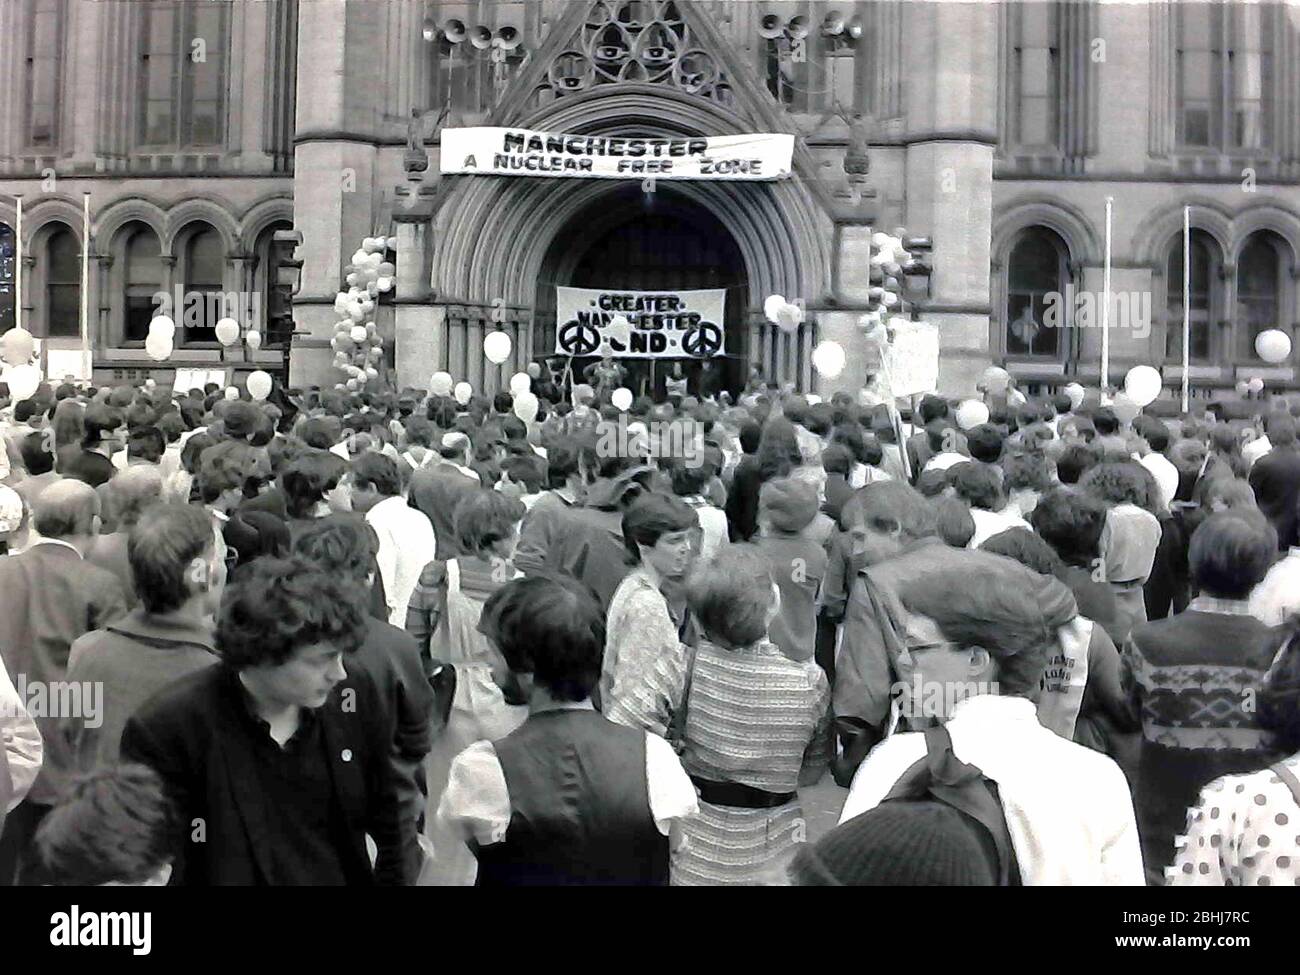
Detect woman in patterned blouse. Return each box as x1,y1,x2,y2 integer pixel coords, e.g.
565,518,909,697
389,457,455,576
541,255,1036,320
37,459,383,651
1170,622,1300,886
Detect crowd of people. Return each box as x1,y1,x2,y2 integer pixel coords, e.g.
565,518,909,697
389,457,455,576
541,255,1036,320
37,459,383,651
1,366,1299,887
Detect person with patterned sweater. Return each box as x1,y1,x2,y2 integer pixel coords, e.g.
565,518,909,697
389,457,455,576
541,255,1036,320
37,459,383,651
1122,509,1287,882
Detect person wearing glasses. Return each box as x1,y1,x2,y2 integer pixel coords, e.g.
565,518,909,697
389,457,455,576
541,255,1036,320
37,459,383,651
64,503,227,772
837,563,1144,886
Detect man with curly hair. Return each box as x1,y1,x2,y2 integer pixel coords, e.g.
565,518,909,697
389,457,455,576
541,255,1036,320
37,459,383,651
120,555,418,885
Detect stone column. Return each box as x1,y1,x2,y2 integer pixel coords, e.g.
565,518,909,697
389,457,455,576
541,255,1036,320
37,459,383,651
66,0,104,171
291,0,385,387
230,0,273,172
901,0,999,397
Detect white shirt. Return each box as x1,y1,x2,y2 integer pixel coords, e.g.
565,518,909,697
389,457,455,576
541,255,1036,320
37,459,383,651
365,494,437,627
1249,547,1300,626
0,655,43,812
1243,435,1272,469
967,506,1032,549
1139,452,1179,512
841,695,1144,885
433,701,698,885
923,451,968,474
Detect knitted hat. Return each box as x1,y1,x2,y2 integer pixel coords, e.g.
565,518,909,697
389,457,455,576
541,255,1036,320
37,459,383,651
788,800,997,886
759,477,818,533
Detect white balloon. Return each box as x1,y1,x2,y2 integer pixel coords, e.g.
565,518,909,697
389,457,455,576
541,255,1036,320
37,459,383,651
1255,329,1292,364
386,237,398,252
215,318,241,347
763,295,787,323
351,249,369,266
376,277,393,293
245,330,262,351
955,399,990,431
811,341,846,378
1123,365,1163,408
3,364,41,401
362,237,377,253
484,331,512,364
509,372,531,394
333,294,350,315
775,304,800,334
149,315,176,339
1247,376,1265,393
144,331,173,362
513,391,539,423
225,387,241,401
350,325,369,344
454,381,472,405
611,387,634,411
1063,382,1086,411
430,372,453,396
247,370,273,401
348,305,365,323
374,236,388,251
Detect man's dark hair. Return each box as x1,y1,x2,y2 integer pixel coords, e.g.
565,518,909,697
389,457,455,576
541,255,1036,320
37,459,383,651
35,764,174,885
1052,393,1072,415
124,401,157,433
298,416,342,450
492,392,513,414
292,514,379,586
428,397,458,430
14,398,39,423
980,527,1062,577
669,456,711,496
1259,626,1300,754
350,451,402,498
965,424,1004,464
544,437,581,489
821,443,853,477
1092,408,1120,436
500,415,527,442
919,394,949,425
20,430,54,476
216,556,367,669
127,426,166,464
81,404,122,447
931,496,975,548
950,461,1004,512
1189,509,1277,599
129,503,216,614
479,576,605,701
738,419,762,455
1055,443,1101,485
281,451,347,519
503,454,545,493
1135,416,1170,453
454,489,525,555
1029,487,1107,569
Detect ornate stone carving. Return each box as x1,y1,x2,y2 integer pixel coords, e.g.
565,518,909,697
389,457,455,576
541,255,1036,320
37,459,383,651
543,1,731,105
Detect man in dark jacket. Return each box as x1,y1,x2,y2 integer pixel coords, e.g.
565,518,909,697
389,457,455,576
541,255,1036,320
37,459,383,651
292,516,434,828
408,432,480,559
0,481,127,884
120,556,418,885
724,419,763,541
1248,413,1300,549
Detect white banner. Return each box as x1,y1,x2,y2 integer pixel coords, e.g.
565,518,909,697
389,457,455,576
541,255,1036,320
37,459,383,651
441,127,793,181
883,320,940,398
555,287,726,359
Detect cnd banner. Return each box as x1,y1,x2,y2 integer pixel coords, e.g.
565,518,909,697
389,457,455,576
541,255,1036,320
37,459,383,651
440,127,794,180
554,286,726,359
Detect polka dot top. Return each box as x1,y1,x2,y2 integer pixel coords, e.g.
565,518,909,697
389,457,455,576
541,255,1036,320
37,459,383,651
1168,753,1300,886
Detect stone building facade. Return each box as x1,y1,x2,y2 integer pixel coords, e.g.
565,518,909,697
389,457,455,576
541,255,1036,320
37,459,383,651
1,0,1298,404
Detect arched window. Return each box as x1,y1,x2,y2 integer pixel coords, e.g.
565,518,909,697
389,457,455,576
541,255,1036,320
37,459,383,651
1165,229,1219,362
1236,231,1291,361
0,223,15,334
120,224,163,344
46,226,80,338
1005,227,1067,358
179,224,225,344
253,220,293,339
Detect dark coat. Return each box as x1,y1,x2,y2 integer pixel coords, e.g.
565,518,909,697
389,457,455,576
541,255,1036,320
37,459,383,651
120,663,418,886
1249,445,1300,548
408,461,480,560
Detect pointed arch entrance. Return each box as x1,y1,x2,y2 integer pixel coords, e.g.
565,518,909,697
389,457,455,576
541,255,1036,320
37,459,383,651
535,182,748,398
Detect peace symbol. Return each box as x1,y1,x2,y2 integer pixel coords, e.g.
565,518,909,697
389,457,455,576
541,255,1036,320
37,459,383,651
557,319,602,356
682,320,723,358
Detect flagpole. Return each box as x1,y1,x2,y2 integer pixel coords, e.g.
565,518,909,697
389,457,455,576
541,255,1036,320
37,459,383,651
1182,205,1191,413
13,194,21,332
81,192,91,380
1101,196,1112,389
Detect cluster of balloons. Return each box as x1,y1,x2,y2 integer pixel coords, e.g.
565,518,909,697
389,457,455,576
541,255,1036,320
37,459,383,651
330,236,393,391
0,327,41,401
1236,377,1267,396
763,294,805,335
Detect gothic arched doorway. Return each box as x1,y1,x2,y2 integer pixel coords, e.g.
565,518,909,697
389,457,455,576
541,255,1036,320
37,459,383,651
534,182,749,400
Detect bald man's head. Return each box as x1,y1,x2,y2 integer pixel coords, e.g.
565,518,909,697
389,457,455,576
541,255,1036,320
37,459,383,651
33,480,100,540
109,466,164,530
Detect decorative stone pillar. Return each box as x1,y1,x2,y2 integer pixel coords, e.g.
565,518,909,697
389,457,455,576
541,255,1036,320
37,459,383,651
66,0,104,171
901,0,999,397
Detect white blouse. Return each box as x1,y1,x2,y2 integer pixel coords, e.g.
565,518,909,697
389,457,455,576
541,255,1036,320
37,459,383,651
1168,753,1300,887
